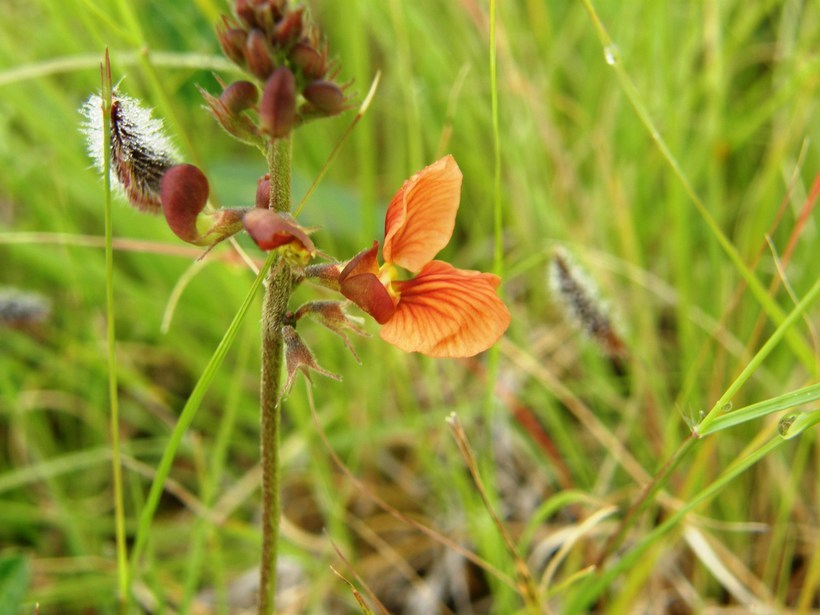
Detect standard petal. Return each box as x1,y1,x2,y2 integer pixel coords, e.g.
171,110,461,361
382,155,462,273
380,261,511,358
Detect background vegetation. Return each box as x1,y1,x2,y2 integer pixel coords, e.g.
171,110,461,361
0,0,817,612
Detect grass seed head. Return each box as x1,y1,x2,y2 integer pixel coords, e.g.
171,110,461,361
81,92,178,213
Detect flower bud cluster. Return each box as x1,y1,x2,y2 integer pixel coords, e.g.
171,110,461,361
210,0,350,141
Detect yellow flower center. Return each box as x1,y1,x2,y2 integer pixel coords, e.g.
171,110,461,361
379,263,401,301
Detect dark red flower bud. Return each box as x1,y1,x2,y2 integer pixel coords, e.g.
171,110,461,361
160,164,209,243
289,42,325,80
242,209,315,255
255,174,271,209
273,8,304,47
234,0,257,28
217,20,247,66
259,67,296,138
267,0,287,20
253,1,276,35
199,85,262,147
220,80,259,114
244,29,274,80
302,80,346,115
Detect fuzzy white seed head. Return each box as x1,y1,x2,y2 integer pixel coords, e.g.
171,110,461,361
548,248,627,358
0,287,51,328
80,92,179,213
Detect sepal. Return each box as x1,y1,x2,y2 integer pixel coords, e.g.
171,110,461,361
282,325,341,399
293,301,368,362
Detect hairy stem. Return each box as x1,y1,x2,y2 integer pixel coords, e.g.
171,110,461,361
258,136,292,615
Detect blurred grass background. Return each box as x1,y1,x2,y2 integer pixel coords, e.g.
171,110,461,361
0,0,818,613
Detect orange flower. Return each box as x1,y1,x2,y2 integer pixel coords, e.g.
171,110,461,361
339,156,510,358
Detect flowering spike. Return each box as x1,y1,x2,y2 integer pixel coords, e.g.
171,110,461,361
548,248,628,359
81,92,178,213
282,325,341,398
293,300,369,362
259,67,297,138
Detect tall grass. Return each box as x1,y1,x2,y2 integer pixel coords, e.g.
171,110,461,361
0,0,817,613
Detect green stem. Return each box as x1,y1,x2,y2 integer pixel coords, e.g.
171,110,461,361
258,136,292,615
99,50,129,613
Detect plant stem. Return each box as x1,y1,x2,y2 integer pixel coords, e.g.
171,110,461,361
99,50,129,614
258,136,292,615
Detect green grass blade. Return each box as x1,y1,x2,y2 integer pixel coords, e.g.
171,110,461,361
699,383,820,436
563,435,786,613
697,276,820,434
98,48,129,611
127,251,276,588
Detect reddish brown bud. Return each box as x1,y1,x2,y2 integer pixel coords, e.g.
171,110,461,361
198,85,262,147
217,21,247,66
242,209,315,256
289,42,325,80
273,8,304,47
234,0,257,28
302,80,346,115
255,174,271,209
268,0,286,21
253,1,276,35
160,164,209,243
220,80,259,114
259,67,296,138
244,29,274,80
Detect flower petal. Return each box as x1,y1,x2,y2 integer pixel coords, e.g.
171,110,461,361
243,209,315,254
339,243,396,324
339,242,380,280
382,155,462,273
380,260,511,358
